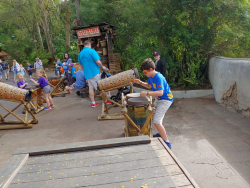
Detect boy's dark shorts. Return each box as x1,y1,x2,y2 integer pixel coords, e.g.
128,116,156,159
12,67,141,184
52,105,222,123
28,70,32,76
72,77,76,83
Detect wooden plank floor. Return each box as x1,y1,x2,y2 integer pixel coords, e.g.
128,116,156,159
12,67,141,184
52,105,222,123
1,137,198,188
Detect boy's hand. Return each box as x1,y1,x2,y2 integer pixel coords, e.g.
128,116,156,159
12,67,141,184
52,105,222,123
140,91,147,98
26,83,29,86
133,79,141,84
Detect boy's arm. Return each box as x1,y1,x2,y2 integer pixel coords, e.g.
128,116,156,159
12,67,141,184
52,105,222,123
133,79,151,89
141,90,163,98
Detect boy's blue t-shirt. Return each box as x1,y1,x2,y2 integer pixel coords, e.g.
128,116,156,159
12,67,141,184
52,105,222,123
148,72,173,101
71,67,76,77
78,47,100,79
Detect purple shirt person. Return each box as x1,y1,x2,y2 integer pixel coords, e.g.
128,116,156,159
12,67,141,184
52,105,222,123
17,81,27,89
37,76,49,89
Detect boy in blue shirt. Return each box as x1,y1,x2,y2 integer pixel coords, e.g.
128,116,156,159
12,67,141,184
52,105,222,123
55,59,62,76
133,58,173,149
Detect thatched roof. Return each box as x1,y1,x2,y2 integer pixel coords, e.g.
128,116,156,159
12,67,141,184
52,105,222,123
0,51,9,56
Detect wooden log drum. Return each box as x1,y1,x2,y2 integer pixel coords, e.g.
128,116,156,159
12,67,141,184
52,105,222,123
48,76,66,97
0,83,38,130
98,68,139,91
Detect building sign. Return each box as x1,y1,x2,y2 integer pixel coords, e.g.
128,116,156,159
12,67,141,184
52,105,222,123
76,26,101,38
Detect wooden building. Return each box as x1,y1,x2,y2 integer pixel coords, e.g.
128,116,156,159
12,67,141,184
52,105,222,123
0,51,11,62
73,22,122,74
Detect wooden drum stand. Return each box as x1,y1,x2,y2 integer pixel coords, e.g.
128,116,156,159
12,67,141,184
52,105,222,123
98,82,133,120
121,93,155,138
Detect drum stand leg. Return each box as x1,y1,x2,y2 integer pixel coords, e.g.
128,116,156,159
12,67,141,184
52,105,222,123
98,91,124,120
0,100,38,130
49,76,66,97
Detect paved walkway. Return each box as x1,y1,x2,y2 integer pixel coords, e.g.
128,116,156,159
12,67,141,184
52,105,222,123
0,72,249,187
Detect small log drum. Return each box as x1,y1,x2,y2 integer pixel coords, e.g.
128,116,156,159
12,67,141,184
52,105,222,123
0,82,32,102
127,97,149,136
98,68,139,91
48,76,61,94
36,88,43,105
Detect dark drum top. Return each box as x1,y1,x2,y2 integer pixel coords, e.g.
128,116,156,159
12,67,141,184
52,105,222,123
127,97,149,107
25,85,38,90
48,76,60,80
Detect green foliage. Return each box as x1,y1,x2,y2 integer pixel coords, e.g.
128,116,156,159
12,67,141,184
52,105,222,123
0,0,249,88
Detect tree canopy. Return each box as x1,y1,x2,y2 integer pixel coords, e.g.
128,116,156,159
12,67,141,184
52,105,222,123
0,0,249,87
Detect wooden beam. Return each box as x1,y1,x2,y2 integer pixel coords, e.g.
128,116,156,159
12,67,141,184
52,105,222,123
0,154,28,188
14,136,151,156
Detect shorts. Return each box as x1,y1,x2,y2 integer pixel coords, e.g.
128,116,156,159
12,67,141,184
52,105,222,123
3,69,9,75
153,99,172,125
28,70,32,76
42,85,51,94
87,73,101,90
72,77,76,83
14,70,20,75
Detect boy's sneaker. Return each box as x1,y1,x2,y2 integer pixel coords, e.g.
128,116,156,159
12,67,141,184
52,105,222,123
50,104,55,107
44,106,51,110
153,132,168,138
106,100,112,105
91,102,99,108
164,140,172,149
76,91,80,96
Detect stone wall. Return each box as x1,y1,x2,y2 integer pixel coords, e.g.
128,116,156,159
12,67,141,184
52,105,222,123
209,56,250,118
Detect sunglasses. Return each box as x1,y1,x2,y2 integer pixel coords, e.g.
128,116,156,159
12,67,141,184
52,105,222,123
143,69,150,74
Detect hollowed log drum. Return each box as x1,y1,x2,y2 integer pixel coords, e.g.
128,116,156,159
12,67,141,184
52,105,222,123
0,82,32,102
37,88,43,105
127,97,150,136
98,68,139,91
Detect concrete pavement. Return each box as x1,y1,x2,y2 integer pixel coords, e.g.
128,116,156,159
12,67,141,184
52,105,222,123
0,71,250,188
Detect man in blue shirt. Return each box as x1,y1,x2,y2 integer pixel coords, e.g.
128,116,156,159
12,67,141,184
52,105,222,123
133,58,173,149
78,40,106,107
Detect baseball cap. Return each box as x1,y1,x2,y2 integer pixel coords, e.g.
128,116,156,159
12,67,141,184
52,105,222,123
70,63,74,67
153,51,161,56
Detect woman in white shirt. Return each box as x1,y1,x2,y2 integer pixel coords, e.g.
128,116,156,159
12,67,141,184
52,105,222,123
12,59,20,82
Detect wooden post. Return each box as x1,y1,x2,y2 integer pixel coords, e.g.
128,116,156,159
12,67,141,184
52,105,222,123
101,91,109,114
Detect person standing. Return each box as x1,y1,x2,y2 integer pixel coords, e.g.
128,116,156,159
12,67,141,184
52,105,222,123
78,40,106,107
63,53,73,85
1,59,10,80
34,57,43,70
133,58,173,149
153,51,166,79
12,59,21,82
27,62,35,80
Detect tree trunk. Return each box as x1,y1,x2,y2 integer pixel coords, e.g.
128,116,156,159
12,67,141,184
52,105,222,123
65,6,71,49
74,0,83,26
35,21,44,52
38,0,55,59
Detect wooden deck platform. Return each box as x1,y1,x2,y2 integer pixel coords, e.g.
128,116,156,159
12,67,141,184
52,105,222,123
0,136,199,188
